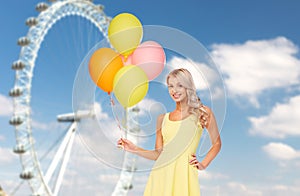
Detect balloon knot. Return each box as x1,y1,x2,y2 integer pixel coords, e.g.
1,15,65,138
124,55,128,62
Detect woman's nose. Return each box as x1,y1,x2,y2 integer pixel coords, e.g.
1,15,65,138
171,88,177,93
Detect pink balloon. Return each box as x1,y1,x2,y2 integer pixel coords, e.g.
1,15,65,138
132,41,165,80
121,54,133,65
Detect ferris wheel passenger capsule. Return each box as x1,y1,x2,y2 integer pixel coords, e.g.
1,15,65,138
26,17,38,27
123,183,133,190
9,116,23,126
12,60,26,70
20,170,34,180
13,144,27,154
17,37,30,46
36,2,49,12
97,5,104,11
9,88,23,97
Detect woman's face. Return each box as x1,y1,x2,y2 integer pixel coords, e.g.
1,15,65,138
167,76,188,103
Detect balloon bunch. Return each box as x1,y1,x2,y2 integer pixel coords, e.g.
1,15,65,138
89,13,165,108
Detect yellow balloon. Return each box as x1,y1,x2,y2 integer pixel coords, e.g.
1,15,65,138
108,13,143,57
113,65,148,108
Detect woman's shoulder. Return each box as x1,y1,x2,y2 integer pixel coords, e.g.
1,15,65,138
157,113,168,121
156,113,167,130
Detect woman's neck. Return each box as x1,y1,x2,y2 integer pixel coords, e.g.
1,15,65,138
175,101,189,113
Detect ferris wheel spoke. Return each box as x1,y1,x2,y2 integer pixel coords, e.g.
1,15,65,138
44,122,76,186
53,123,76,196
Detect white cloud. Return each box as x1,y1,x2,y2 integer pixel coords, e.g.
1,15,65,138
0,94,13,116
211,37,300,106
249,95,300,138
201,182,300,196
201,181,263,196
94,102,109,120
166,56,219,90
0,179,31,196
136,97,166,117
225,182,263,196
32,119,67,132
263,184,300,196
0,147,16,165
153,56,226,101
262,142,300,161
198,170,229,181
57,135,145,195
0,135,5,141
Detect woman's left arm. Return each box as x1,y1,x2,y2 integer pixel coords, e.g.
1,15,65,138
189,106,222,170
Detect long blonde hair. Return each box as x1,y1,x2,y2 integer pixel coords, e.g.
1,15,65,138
166,68,203,118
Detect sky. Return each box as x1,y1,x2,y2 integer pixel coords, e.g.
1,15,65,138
1,0,300,195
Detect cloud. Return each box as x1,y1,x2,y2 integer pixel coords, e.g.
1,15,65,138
225,182,263,196
0,135,5,141
201,181,300,196
201,181,263,196
137,97,166,117
262,142,300,161
94,102,109,120
31,119,68,132
0,147,17,165
260,184,300,196
211,37,300,106
249,95,300,138
198,170,229,181
0,94,13,116
57,135,147,195
166,56,219,90
31,102,107,132
154,56,225,101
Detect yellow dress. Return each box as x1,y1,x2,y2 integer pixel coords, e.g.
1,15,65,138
144,113,203,196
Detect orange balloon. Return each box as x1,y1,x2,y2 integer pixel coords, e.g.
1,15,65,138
89,48,124,93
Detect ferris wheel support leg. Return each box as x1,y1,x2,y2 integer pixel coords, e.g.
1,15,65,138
53,124,76,196
44,122,77,186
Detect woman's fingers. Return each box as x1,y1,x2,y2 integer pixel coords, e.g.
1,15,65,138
197,162,206,170
189,154,199,165
199,116,209,128
117,138,136,152
117,138,126,149
117,140,122,145
199,105,210,128
189,159,198,165
189,154,206,170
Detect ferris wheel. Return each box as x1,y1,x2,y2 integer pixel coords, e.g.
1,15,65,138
9,0,140,195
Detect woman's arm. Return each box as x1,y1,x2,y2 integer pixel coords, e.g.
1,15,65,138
117,114,165,161
189,106,222,169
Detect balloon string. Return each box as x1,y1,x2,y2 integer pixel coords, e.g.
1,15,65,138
109,94,124,138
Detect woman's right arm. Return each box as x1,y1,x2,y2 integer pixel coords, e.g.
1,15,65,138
117,114,165,161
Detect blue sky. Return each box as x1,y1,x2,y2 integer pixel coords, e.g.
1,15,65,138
1,0,300,195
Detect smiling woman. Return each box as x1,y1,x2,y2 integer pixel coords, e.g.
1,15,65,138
118,68,222,195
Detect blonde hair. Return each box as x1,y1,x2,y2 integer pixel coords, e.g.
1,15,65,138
166,68,203,118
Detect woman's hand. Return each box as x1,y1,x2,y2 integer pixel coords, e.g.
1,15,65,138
199,105,210,128
189,154,206,170
117,138,137,153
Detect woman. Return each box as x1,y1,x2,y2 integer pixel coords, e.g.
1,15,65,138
117,68,221,195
